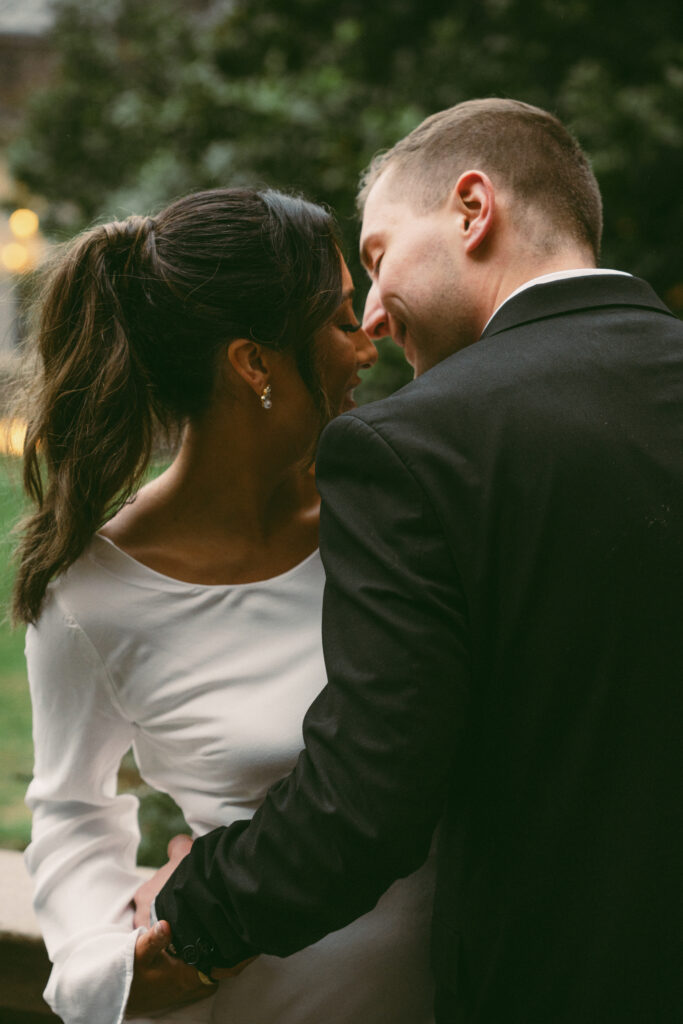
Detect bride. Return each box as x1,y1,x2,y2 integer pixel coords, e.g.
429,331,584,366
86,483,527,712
14,187,436,1023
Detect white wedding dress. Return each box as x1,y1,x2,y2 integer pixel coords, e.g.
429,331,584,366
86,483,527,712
25,535,436,1024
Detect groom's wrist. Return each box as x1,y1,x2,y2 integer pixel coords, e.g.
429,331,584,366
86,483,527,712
152,896,221,974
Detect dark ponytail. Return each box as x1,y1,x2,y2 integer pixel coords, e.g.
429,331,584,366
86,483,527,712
13,188,343,624
13,217,160,625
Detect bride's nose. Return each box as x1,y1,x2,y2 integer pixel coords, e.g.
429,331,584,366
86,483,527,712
355,326,378,369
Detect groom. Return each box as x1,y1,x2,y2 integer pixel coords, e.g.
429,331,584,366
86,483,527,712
152,99,683,1021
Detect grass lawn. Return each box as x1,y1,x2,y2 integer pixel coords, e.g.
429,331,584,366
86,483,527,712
0,456,33,850
0,455,187,865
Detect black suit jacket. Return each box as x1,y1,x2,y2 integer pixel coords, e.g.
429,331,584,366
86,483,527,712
156,275,683,1022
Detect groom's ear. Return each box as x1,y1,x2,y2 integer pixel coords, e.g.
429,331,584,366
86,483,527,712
448,170,496,254
225,338,271,397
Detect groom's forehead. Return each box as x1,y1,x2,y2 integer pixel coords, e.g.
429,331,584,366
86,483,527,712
359,173,407,262
361,166,398,220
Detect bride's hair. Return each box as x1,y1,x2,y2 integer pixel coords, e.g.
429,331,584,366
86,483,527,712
12,187,343,624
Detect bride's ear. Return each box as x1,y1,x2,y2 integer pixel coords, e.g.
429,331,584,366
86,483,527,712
224,338,271,398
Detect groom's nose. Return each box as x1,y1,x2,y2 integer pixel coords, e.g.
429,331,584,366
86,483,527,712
362,283,389,341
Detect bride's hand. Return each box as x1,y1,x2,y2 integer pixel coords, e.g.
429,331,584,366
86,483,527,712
134,833,193,929
125,920,217,1017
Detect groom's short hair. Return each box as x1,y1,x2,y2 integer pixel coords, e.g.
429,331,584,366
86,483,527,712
358,98,603,260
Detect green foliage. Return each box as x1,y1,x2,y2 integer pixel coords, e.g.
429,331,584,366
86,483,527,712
0,458,34,848
0,668,33,848
9,0,683,395
0,456,26,673
118,751,189,867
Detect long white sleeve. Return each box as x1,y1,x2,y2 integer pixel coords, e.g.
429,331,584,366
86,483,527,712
24,588,144,1024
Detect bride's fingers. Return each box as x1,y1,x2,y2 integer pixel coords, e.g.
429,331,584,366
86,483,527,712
133,838,194,929
135,921,172,966
132,901,149,930
167,833,193,860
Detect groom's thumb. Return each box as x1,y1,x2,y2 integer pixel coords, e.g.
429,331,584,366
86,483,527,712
137,920,172,964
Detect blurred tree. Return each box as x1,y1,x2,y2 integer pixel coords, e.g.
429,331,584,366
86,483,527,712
9,0,683,400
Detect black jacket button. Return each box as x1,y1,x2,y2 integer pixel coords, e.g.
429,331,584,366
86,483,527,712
181,943,198,965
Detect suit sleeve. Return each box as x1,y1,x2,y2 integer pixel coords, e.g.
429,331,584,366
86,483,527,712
155,412,471,969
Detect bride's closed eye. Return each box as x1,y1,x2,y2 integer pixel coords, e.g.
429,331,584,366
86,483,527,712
339,321,362,333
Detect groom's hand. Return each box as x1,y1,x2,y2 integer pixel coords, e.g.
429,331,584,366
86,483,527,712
134,833,193,929
125,920,217,1017
133,833,259,981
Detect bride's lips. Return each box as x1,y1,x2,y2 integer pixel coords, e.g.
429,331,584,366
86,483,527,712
341,377,362,412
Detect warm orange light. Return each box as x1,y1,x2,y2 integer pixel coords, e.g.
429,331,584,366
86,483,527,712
665,283,683,309
9,208,39,239
1,242,30,272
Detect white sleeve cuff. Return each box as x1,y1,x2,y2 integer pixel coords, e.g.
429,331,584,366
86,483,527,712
44,925,143,1024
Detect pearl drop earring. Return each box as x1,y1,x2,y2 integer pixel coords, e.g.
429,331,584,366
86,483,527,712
260,384,272,410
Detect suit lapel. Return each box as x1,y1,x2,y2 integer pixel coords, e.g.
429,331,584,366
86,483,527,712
480,275,676,340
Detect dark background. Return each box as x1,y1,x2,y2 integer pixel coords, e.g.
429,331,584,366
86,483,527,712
7,0,683,399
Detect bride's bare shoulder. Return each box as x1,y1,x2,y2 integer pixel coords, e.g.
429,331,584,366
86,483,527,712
98,474,171,555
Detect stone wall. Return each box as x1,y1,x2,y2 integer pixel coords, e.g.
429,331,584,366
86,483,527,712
0,849,155,1021
0,849,61,1020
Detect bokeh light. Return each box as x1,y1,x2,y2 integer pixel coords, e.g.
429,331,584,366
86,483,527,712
9,208,39,239
1,242,30,273
0,419,27,456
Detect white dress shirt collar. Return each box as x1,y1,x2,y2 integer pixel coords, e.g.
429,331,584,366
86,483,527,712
483,268,631,332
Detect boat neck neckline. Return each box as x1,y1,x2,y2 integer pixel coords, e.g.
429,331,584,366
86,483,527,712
91,533,321,592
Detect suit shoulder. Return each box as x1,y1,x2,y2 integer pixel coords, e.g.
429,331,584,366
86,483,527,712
343,350,492,440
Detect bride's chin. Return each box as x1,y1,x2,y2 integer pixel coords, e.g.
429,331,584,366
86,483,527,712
338,392,357,413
